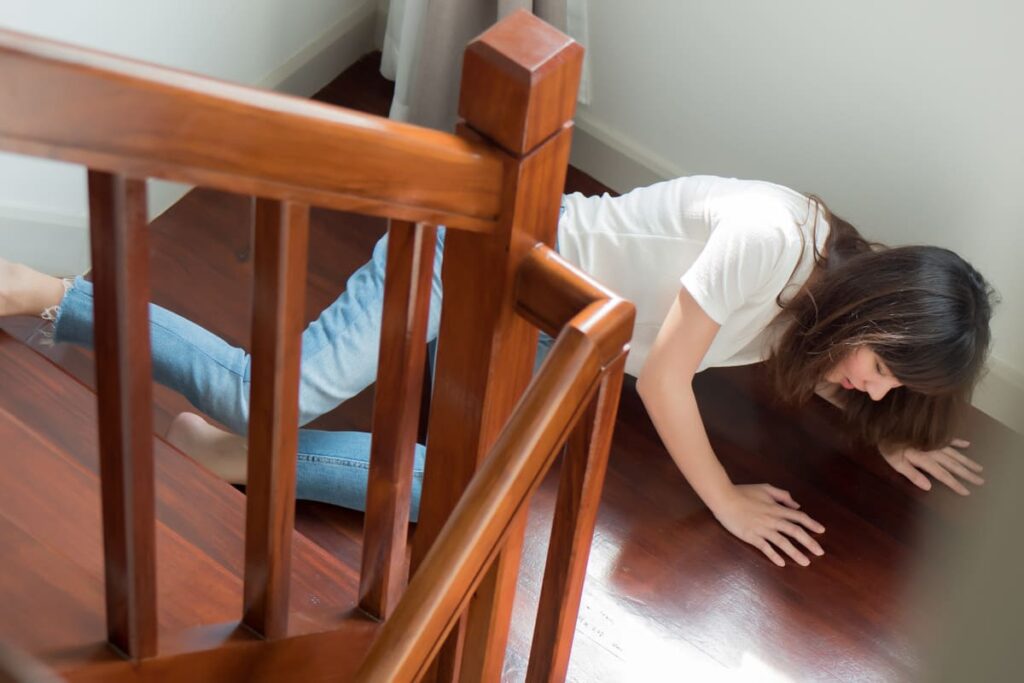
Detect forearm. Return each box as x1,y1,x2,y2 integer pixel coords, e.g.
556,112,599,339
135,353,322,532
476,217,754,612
637,378,734,511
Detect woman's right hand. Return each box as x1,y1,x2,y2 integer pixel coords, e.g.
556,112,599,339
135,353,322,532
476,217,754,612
711,484,826,567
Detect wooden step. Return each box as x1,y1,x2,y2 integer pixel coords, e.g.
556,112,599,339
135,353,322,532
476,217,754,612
0,332,378,678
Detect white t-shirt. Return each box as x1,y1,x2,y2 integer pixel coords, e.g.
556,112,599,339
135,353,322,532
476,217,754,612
557,175,830,377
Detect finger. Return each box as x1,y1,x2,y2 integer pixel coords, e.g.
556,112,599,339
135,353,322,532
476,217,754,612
950,438,971,449
766,486,800,509
936,450,985,486
943,447,984,473
768,532,810,567
777,520,825,557
915,457,970,496
780,507,826,534
895,461,932,491
756,539,786,567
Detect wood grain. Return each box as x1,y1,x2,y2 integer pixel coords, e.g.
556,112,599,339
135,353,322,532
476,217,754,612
61,617,380,683
0,328,367,675
354,299,635,683
86,171,158,660
242,199,310,639
514,245,618,338
458,10,584,156
438,14,589,679
526,354,626,683
407,14,585,682
0,28,503,233
359,220,437,619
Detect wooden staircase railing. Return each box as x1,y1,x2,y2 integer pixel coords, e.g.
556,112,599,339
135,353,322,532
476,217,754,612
355,246,633,683
0,10,633,682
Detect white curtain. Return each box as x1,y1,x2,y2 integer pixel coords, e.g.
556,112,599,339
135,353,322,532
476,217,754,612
380,0,589,132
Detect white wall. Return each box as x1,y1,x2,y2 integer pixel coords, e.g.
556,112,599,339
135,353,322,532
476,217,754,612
0,0,377,274
571,0,1023,431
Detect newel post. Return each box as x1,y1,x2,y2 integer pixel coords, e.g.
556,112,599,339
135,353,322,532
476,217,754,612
410,11,583,682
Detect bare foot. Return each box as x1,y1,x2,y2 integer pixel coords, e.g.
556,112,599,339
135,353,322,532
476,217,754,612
166,412,248,484
0,257,66,317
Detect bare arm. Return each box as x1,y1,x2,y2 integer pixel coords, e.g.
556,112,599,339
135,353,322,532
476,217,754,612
635,289,732,508
636,288,825,567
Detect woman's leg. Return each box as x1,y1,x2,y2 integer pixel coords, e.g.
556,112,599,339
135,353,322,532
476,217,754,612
294,228,445,429
51,229,447,435
0,258,66,317
167,412,426,520
56,276,255,434
294,428,426,521
168,326,551,519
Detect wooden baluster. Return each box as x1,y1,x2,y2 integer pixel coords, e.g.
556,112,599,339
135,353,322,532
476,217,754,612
87,171,157,659
526,355,627,683
410,11,583,682
242,198,310,639
360,220,438,619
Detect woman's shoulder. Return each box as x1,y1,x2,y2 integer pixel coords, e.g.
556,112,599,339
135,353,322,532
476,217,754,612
700,177,807,219
561,175,821,248
705,178,826,252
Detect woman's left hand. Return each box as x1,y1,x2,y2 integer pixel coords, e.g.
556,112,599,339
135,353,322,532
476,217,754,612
880,438,984,495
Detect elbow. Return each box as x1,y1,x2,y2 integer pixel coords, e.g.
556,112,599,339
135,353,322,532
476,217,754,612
636,363,692,407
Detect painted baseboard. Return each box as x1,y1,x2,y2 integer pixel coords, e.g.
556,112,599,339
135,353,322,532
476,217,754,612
569,110,1024,434
0,1,378,277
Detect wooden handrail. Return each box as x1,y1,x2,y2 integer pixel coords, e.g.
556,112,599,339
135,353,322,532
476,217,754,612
516,244,631,355
0,29,504,232
353,254,634,682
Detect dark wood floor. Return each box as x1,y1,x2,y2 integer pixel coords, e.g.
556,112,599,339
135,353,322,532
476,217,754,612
3,53,1020,682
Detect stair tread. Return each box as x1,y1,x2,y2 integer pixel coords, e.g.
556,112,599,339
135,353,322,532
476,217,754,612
0,331,371,671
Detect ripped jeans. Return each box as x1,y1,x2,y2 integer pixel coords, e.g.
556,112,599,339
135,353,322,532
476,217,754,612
54,228,554,520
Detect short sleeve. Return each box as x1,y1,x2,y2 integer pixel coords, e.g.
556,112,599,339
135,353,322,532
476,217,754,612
680,220,787,325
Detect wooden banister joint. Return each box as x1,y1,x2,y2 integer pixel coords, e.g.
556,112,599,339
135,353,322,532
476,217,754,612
516,245,635,367
354,287,633,683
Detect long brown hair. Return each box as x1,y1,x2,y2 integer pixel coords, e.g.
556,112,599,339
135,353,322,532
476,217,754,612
768,197,997,451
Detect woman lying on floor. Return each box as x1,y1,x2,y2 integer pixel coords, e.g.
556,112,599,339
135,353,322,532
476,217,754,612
0,175,995,568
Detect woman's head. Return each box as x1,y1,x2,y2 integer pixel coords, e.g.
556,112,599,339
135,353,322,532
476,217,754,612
816,246,994,394
823,346,902,402
770,207,997,451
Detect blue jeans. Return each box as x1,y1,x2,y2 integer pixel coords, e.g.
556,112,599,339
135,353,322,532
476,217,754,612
54,228,553,520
